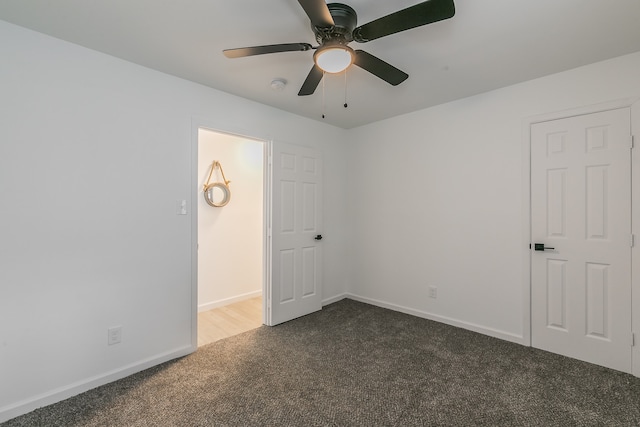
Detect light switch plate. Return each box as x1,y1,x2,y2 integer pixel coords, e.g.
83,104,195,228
176,199,187,215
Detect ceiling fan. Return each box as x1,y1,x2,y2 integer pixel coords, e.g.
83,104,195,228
223,0,455,96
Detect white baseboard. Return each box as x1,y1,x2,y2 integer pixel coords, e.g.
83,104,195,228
345,293,525,345
322,293,348,306
198,290,262,312
0,345,194,424
1,293,524,423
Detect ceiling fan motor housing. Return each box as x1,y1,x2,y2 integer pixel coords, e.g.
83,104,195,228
313,3,358,45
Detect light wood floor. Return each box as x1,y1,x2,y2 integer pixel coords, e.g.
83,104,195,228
197,297,263,347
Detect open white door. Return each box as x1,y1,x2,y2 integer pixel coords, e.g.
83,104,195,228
266,141,323,326
531,108,632,372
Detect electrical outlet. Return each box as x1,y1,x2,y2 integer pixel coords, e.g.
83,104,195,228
428,286,437,299
108,326,122,345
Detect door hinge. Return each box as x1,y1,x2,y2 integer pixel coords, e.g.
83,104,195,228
631,234,635,248
631,135,635,149
632,332,636,347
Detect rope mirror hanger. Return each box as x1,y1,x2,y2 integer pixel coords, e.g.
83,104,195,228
203,160,231,207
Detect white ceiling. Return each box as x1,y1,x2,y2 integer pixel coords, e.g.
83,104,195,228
1,0,640,129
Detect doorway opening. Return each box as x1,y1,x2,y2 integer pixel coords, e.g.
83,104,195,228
196,128,265,347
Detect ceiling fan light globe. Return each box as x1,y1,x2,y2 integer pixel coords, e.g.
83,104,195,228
314,45,354,73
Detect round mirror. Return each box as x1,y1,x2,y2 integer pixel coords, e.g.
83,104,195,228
203,182,231,207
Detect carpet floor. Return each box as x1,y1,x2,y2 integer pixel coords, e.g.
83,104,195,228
4,299,640,426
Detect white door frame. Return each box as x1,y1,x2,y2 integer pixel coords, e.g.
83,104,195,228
521,97,640,376
189,117,271,350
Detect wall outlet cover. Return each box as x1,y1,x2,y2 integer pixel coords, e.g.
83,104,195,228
107,326,122,345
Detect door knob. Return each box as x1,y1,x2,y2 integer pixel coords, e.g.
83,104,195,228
534,243,555,251
314,234,323,241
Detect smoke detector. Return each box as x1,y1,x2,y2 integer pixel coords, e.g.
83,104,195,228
270,78,287,91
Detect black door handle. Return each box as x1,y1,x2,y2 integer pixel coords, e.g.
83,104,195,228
534,243,555,251
314,235,323,241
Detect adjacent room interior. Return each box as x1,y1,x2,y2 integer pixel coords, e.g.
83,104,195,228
197,129,264,346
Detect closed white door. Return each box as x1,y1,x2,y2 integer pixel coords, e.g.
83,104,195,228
267,141,323,326
531,108,632,372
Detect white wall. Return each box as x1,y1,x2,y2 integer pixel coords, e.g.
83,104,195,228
197,130,263,311
0,20,349,422
346,51,640,343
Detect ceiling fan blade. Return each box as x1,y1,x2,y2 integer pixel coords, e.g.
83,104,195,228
223,43,312,58
298,65,324,96
353,0,455,43
298,0,335,28
353,50,408,86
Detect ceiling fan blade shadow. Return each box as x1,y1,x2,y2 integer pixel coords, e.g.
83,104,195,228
298,65,324,96
298,0,335,28
353,0,455,42
353,50,408,86
223,43,312,58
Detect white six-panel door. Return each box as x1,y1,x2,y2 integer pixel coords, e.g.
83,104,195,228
531,108,632,372
267,141,323,326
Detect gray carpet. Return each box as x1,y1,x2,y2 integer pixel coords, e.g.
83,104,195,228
4,299,640,426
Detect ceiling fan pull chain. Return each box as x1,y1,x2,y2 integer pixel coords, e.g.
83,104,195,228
322,70,326,119
344,69,348,109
